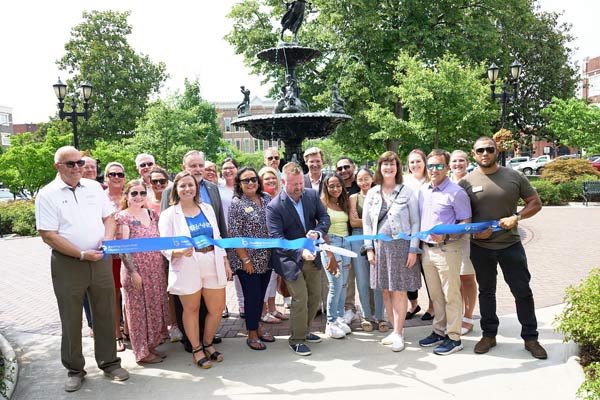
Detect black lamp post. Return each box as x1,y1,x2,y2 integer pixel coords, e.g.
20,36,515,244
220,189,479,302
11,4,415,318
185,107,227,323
53,77,93,150
488,60,521,166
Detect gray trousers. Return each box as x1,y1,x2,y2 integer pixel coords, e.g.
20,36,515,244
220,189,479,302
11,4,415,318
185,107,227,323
284,261,322,345
51,251,121,376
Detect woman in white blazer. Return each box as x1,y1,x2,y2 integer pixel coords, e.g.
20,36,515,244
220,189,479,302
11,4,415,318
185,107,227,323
159,171,232,369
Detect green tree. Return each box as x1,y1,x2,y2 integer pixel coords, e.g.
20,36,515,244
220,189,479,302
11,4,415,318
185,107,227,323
131,79,225,173
57,10,168,148
541,97,600,154
0,128,72,197
365,53,494,153
226,0,577,160
90,139,138,179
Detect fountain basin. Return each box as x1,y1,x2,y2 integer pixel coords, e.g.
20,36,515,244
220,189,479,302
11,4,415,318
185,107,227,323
257,46,321,68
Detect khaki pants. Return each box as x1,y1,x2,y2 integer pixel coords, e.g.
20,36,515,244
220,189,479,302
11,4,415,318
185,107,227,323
284,261,322,345
51,251,121,376
421,240,463,341
344,265,356,312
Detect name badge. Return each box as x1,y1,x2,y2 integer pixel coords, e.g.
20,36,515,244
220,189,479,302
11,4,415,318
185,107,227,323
132,220,141,226
472,186,483,193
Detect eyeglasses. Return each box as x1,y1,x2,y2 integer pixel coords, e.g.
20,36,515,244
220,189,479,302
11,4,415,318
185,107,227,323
337,165,352,171
151,178,167,185
107,172,125,178
138,162,154,168
267,156,280,161
475,147,496,155
427,163,445,171
59,160,85,168
240,177,259,185
129,191,147,197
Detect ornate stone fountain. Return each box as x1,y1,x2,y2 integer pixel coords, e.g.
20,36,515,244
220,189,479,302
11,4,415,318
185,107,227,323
231,0,352,165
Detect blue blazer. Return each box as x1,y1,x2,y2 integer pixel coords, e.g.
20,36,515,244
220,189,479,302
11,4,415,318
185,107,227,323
266,188,330,281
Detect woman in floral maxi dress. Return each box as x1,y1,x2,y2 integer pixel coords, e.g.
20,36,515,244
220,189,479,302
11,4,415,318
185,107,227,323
116,179,169,364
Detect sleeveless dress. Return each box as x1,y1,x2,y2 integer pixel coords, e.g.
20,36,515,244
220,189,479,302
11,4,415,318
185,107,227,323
116,208,169,362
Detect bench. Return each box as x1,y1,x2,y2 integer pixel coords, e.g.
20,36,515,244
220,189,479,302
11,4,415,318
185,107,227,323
582,181,600,206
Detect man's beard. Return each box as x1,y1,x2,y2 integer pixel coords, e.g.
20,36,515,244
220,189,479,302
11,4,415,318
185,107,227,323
476,155,497,168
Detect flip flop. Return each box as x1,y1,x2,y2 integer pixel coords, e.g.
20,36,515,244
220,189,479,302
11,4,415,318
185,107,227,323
272,310,289,321
116,337,126,352
259,332,276,343
246,338,266,351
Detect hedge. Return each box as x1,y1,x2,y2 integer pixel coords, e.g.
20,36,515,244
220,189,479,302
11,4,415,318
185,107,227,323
0,200,37,237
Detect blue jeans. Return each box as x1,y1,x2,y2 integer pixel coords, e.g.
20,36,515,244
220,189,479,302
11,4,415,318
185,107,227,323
321,234,351,323
350,228,384,320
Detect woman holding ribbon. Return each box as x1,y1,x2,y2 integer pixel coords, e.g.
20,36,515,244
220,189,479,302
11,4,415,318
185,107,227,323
450,149,477,335
258,167,289,323
159,171,231,369
363,151,421,352
349,168,386,332
228,167,275,350
116,179,169,364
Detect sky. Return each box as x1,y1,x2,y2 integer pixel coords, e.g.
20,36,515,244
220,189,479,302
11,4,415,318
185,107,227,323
1,0,599,123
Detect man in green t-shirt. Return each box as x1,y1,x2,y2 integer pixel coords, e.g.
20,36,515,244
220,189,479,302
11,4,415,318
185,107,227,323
459,136,547,360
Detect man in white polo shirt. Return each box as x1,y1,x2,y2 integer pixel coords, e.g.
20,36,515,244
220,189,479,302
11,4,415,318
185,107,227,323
35,146,129,392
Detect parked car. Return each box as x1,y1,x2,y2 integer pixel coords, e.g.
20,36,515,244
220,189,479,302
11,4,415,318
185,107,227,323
557,154,580,160
591,158,600,172
508,156,531,169
515,155,551,175
0,189,15,202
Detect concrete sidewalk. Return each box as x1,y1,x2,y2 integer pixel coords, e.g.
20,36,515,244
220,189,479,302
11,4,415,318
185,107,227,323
4,304,583,400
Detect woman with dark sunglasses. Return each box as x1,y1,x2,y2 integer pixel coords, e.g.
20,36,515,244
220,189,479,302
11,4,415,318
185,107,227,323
148,166,171,215
115,179,170,364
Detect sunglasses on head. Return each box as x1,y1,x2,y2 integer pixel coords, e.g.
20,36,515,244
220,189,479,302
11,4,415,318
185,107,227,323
107,172,125,178
129,190,147,197
427,163,445,171
60,159,85,168
267,156,280,161
475,147,496,155
138,161,154,168
337,165,351,171
240,177,258,184
151,178,167,185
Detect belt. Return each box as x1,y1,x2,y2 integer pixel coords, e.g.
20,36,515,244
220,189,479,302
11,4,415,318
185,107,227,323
424,239,460,248
195,245,215,253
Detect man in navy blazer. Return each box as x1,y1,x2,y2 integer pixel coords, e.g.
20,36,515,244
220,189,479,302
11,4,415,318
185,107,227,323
267,162,331,356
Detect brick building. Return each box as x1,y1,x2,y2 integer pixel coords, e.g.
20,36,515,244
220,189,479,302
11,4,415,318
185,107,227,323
582,55,600,104
0,105,13,147
213,96,281,153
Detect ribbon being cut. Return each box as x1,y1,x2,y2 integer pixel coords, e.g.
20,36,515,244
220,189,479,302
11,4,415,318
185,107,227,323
102,220,501,257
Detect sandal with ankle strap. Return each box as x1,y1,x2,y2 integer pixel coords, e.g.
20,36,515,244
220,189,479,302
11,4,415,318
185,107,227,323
192,346,212,369
203,342,224,362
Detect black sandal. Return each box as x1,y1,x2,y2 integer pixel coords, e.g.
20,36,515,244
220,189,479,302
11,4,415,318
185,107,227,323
203,342,224,362
192,346,211,369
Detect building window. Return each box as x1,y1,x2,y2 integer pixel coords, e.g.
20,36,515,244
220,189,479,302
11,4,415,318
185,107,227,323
0,113,9,126
588,74,600,98
1,133,10,146
243,138,251,153
254,139,263,152
224,117,231,132
235,139,241,150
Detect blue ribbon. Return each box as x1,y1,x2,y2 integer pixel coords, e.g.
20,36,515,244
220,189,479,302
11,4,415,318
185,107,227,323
102,220,501,254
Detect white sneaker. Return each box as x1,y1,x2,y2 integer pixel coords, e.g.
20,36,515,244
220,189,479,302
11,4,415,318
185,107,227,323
326,322,345,339
343,309,356,325
335,318,351,335
169,326,182,343
391,334,405,352
381,332,398,345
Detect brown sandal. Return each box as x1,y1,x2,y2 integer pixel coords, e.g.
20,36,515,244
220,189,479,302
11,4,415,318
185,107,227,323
378,320,390,333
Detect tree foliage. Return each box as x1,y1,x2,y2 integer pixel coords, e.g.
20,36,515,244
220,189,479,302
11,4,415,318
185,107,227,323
226,0,577,161
365,52,494,153
0,127,72,197
131,79,225,174
57,10,168,148
541,98,600,153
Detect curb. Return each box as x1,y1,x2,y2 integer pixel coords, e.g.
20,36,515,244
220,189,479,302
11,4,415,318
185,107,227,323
0,333,18,400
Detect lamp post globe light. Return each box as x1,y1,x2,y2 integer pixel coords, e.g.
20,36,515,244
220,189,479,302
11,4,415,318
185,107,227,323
53,77,93,150
487,59,521,166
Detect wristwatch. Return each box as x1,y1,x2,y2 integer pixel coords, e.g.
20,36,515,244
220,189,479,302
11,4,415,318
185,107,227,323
242,258,252,265
513,212,522,221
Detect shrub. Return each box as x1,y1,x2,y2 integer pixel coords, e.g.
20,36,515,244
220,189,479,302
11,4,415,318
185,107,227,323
531,180,562,205
541,159,600,184
0,200,37,236
558,181,583,202
555,268,600,400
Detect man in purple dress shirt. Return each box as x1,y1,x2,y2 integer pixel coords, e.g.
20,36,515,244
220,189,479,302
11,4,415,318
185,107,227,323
417,149,472,356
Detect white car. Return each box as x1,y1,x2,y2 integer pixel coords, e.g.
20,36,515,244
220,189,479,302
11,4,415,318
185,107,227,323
515,155,551,175
508,156,531,169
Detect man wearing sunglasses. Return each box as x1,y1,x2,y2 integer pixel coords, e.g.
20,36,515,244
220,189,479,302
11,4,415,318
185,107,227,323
264,147,281,172
35,146,129,392
160,150,227,352
418,149,472,356
135,153,157,202
459,137,546,359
